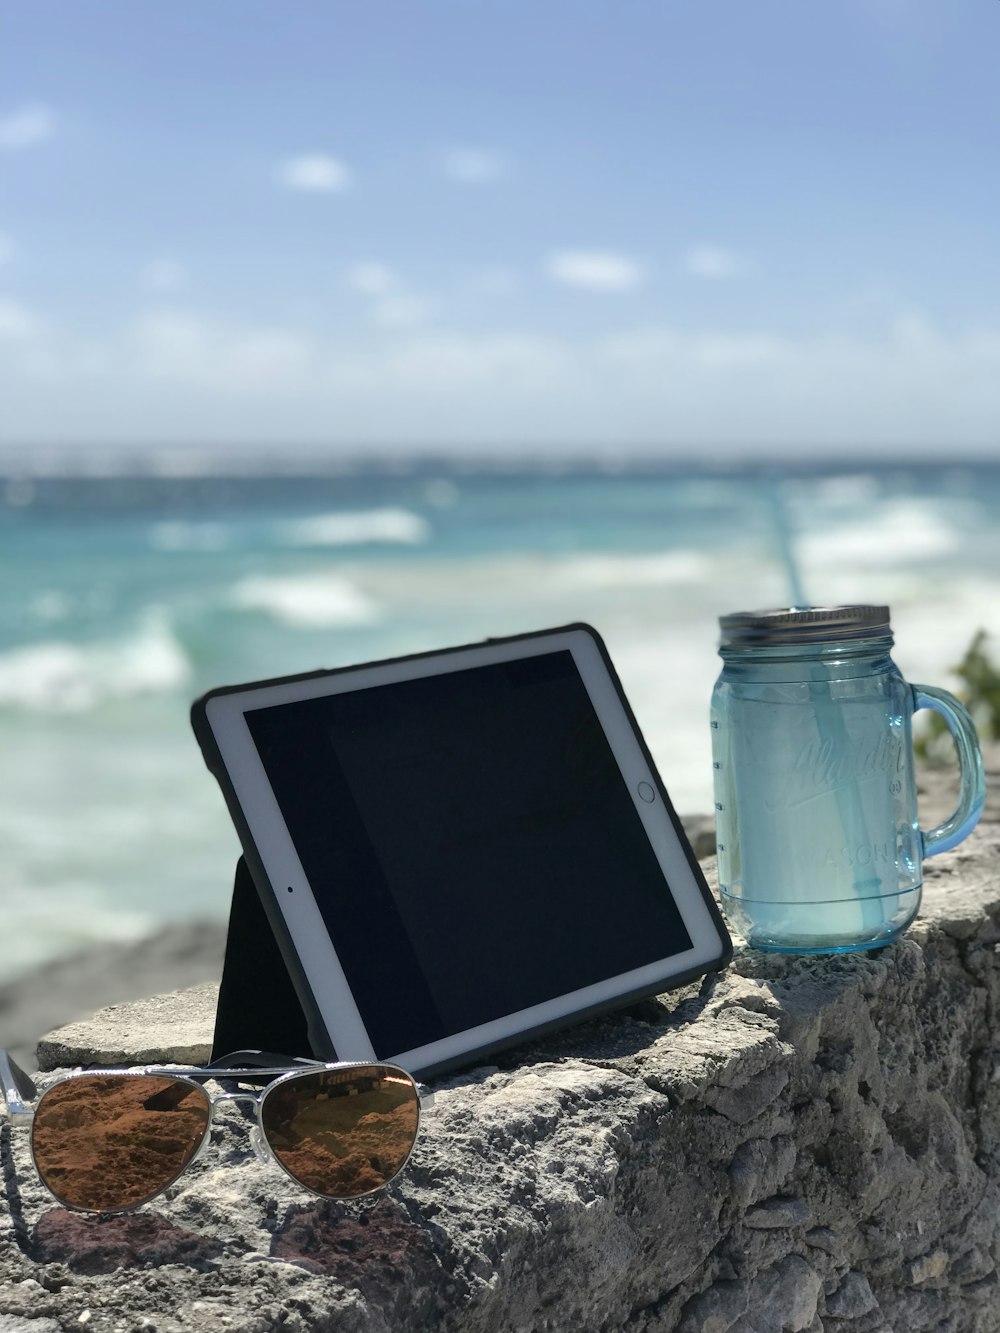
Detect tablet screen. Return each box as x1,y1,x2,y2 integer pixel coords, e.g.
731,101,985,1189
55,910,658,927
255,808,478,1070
245,649,693,1060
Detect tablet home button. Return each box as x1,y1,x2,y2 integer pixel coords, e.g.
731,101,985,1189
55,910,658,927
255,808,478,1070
637,781,655,803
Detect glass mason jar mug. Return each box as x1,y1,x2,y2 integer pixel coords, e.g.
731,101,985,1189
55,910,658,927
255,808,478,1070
711,606,985,954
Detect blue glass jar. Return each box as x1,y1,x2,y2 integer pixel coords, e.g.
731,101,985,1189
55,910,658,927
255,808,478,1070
711,606,985,954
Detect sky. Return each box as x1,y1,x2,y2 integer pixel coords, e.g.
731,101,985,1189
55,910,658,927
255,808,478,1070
1,0,999,458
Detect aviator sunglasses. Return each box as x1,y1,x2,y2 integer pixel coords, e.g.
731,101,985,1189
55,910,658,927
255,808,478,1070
0,1048,432,1215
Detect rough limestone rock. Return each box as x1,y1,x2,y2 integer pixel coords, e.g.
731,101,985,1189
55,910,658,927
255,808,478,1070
35,981,219,1071
2,757,999,1332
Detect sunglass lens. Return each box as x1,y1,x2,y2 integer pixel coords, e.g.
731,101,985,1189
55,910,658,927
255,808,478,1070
31,1075,211,1213
260,1066,420,1199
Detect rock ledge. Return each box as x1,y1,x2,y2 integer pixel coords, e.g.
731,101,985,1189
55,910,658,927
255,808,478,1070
3,765,1000,1333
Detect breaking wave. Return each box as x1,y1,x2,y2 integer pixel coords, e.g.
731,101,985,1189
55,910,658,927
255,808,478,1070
549,549,713,589
277,507,430,547
149,520,231,551
797,501,959,568
0,612,191,712
230,573,379,628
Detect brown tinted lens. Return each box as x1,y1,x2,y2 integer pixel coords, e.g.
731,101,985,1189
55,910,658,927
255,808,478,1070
31,1075,211,1212
260,1066,419,1199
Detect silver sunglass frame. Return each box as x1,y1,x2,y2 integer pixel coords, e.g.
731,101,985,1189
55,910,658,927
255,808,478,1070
0,1047,433,1215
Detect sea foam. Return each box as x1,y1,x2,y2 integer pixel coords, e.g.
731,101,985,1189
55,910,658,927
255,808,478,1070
797,501,959,568
550,550,713,589
149,520,231,551
0,612,190,712
278,507,430,547
0,879,156,978
230,573,379,628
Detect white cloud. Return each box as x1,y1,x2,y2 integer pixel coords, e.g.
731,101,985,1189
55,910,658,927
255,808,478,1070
0,232,13,266
684,245,744,279
371,296,431,330
464,267,522,298
546,250,645,293
0,297,39,340
346,262,397,296
0,103,55,151
441,147,507,184
346,263,431,328
277,154,353,193
141,258,188,294
134,311,314,391
599,326,784,369
4,304,1000,453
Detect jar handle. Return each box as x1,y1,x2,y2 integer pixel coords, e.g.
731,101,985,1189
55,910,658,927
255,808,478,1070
912,684,986,856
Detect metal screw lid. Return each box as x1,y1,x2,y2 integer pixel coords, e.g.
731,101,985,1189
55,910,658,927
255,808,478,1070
719,605,892,647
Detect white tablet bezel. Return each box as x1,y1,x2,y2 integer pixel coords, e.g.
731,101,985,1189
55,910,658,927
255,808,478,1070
201,626,727,1074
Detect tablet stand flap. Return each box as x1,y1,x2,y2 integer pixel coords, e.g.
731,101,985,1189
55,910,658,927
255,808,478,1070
211,856,316,1062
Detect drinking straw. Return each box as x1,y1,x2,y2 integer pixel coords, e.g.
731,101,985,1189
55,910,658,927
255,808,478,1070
764,476,882,944
765,476,808,610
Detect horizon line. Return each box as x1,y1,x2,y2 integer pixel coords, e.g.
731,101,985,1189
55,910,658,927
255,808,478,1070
0,441,998,480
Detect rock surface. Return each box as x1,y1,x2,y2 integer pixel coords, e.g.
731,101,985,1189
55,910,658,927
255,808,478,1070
2,755,999,1332
35,982,219,1071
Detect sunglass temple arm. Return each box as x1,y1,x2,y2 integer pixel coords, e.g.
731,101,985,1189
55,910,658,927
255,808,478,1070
209,1049,323,1072
0,1049,36,1126
0,1048,434,1120
210,1048,434,1109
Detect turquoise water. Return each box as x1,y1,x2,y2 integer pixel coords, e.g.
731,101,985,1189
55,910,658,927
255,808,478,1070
2,457,998,974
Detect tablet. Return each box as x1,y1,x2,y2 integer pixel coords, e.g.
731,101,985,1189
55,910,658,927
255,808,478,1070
192,624,730,1079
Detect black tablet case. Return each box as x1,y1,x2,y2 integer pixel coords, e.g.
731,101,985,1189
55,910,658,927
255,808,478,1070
197,624,732,1075
212,856,318,1062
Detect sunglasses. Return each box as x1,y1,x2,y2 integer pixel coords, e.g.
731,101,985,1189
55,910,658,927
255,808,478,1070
1,1047,432,1215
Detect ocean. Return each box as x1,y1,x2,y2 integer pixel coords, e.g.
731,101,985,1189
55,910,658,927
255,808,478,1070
2,455,997,978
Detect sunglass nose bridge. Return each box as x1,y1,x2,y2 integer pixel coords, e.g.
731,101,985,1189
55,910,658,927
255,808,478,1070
249,1124,271,1164
211,1090,261,1109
